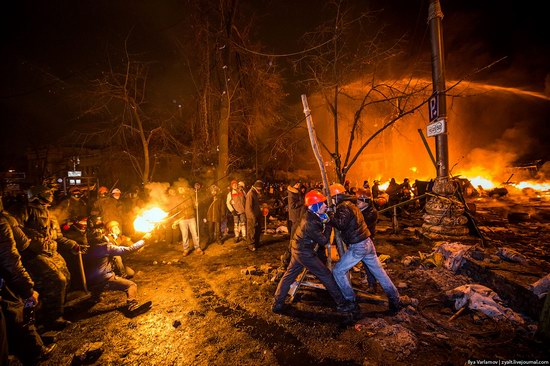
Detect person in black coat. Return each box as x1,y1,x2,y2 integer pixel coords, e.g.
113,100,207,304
0,198,56,364
280,181,306,268
329,184,400,314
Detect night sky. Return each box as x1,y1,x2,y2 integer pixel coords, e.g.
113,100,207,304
1,0,549,171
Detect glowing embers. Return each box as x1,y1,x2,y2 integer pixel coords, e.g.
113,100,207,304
515,181,550,191
134,207,168,233
468,176,496,190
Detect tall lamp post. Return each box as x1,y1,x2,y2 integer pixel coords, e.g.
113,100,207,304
422,0,470,240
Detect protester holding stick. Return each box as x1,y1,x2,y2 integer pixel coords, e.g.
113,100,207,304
272,190,355,314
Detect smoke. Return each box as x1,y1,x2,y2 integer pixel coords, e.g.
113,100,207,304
304,76,548,186
537,162,550,180
454,125,532,182
144,182,170,207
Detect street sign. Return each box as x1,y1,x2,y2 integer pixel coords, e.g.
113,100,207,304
427,118,446,137
428,94,439,122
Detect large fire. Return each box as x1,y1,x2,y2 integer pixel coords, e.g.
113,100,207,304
371,166,549,195
134,207,168,233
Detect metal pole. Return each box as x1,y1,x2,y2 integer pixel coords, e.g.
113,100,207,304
77,250,88,293
393,207,399,233
428,0,449,178
194,185,200,243
417,128,437,170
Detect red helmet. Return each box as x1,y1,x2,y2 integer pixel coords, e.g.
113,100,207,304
98,186,109,194
329,183,346,197
305,190,326,206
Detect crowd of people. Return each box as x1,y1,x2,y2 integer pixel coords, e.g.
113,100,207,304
0,175,418,364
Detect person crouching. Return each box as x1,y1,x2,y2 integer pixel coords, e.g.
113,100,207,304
272,190,355,314
84,216,151,311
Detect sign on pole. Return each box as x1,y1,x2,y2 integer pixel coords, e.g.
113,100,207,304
428,94,439,122
427,117,446,137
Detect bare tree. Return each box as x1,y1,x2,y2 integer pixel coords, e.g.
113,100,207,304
81,45,188,184
179,0,286,181
295,1,432,183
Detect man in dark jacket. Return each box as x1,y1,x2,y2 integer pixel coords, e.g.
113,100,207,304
0,199,56,364
18,186,80,330
206,185,225,246
329,184,400,313
245,180,263,252
280,181,306,268
55,187,87,225
272,190,354,314
83,216,151,311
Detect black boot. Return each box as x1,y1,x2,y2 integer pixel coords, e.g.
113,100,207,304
271,301,286,314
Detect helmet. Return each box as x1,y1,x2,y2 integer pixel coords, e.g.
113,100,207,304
74,216,88,231
87,215,104,230
98,186,109,197
356,188,372,199
105,220,120,230
111,188,121,194
238,181,245,188
70,187,82,198
305,190,326,206
329,183,346,197
29,185,54,204
230,180,238,186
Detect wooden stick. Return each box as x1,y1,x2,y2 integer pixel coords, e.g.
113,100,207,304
448,306,465,322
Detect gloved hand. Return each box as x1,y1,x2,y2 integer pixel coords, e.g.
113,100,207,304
71,244,81,255
203,218,207,223
25,291,39,307
318,213,330,224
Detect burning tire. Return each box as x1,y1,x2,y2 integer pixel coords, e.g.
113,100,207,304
424,199,465,216
423,214,468,226
422,223,470,236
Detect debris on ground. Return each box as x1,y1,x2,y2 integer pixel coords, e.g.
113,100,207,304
446,284,524,325
530,273,550,299
497,247,529,264
354,318,417,360
72,342,104,365
434,242,473,272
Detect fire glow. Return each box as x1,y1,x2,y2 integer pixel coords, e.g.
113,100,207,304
134,207,168,233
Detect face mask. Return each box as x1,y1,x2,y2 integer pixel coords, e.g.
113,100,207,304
317,213,329,223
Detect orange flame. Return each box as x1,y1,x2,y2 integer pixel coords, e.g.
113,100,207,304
134,207,168,233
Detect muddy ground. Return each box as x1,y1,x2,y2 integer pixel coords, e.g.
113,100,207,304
29,199,550,365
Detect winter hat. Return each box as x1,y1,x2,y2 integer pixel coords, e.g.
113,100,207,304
253,180,264,189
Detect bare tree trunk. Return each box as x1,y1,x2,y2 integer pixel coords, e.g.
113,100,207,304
216,0,238,185
132,106,150,184
218,66,230,182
